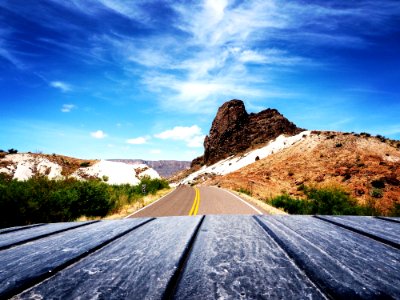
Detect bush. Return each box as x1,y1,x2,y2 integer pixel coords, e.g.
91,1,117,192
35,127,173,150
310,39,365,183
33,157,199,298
269,186,371,215
237,187,251,196
0,176,169,228
371,188,383,198
80,162,90,167
371,179,385,189
360,132,371,137
8,148,18,154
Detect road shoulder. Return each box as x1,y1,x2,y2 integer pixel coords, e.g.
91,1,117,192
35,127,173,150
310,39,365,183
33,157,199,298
225,188,287,215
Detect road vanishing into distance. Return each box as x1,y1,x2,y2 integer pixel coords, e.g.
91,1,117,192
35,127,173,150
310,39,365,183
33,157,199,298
129,185,264,218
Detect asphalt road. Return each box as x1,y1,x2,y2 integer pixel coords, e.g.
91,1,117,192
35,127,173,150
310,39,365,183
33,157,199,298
129,185,264,218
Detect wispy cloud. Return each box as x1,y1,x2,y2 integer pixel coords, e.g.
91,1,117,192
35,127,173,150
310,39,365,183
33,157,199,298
2,0,400,117
50,81,72,92
91,130,107,139
155,125,205,148
126,136,149,145
94,0,398,112
61,104,76,113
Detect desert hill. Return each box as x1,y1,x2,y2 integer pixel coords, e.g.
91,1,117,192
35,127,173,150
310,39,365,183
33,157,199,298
210,131,400,215
179,99,400,215
0,152,160,185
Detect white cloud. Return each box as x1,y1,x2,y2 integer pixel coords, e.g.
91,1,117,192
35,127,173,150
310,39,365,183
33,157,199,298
126,136,148,145
50,81,71,92
155,125,201,140
155,125,205,148
91,130,107,139
61,104,76,113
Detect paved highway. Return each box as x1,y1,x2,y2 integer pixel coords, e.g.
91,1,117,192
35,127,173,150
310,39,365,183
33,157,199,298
129,185,264,218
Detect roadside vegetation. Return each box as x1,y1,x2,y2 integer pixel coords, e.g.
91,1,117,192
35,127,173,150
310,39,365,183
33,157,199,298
0,174,169,228
268,185,388,215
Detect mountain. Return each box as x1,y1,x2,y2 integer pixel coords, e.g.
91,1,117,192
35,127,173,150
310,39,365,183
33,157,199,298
0,153,160,185
193,99,303,167
178,99,400,216
107,159,191,178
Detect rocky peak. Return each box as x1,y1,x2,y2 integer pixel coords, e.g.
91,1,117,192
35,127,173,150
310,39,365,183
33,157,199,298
201,99,304,166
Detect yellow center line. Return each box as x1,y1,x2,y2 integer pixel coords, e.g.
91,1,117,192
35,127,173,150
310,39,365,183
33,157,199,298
189,187,200,216
194,188,200,215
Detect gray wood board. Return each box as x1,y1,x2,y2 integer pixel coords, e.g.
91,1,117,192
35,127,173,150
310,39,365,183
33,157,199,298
257,215,400,299
0,224,45,234
174,215,326,299
0,219,150,299
0,221,96,250
316,215,400,248
15,216,203,300
376,216,400,224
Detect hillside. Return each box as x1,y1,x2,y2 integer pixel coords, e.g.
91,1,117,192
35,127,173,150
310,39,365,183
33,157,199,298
0,153,160,185
206,132,400,215
108,159,190,178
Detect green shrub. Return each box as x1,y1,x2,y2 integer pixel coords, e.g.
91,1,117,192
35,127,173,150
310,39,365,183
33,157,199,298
371,188,383,198
269,186,372,215
270,194,310,214
237,187,251,196
0,176,169,228
80,162,90,167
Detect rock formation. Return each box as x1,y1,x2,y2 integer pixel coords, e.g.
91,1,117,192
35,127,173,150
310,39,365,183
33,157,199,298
199,99,303,166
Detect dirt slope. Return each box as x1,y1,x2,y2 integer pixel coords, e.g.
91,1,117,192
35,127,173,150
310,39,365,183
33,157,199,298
210,131,400,215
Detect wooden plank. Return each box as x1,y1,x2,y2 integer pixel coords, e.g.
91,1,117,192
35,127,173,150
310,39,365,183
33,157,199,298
0,223,45,234
316,215,400,248
257,215,400,299
0,219,151,299
376,216,400,224
0,221,97,250
174,215,326,299
16,216,203,300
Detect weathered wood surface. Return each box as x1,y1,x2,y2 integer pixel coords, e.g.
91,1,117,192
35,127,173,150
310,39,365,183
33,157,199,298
316,215,400,248
0,216,398,299
257,215,400,299
0,221,96,250
0,224,44,235
174,215,325,299
16,217,202,300
0,219,150,299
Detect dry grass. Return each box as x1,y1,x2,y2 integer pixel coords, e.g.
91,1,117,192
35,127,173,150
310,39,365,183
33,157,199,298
103,188,173,220
42,153,98,176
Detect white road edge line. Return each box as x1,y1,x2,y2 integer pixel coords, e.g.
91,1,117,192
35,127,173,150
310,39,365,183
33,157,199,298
124,188,176,219
212,186,263,215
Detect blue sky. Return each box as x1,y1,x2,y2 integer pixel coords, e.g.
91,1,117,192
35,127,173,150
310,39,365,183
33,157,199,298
0,0,399,160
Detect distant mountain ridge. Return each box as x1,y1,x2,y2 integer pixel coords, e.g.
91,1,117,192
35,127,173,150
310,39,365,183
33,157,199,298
107,159,191,178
